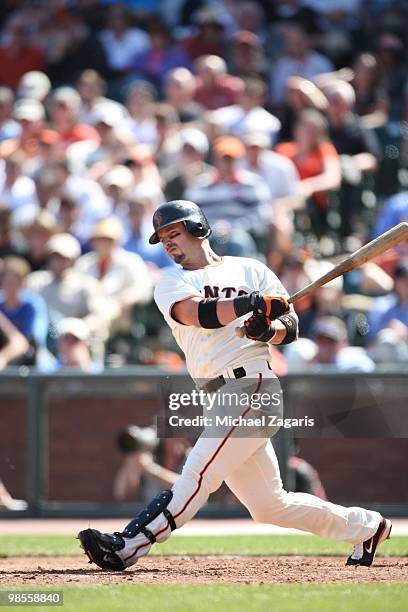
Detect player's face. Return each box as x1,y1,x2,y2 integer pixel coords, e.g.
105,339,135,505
158,222,197,265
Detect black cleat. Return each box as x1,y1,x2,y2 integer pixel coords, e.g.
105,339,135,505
78,529,126,571
346,518,392,567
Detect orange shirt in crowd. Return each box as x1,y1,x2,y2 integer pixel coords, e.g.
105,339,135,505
275,140,339,209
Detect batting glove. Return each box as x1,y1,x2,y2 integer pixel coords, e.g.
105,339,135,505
249,292,290,320
244,313,276,342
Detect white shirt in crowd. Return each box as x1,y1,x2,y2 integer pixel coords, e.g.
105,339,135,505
0,163,36,210
240,150,300,202
154,256,289,380
99,28,151,71
210,105,281,143
75,247,152,305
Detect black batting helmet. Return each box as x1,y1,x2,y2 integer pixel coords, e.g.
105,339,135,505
149,200,211,244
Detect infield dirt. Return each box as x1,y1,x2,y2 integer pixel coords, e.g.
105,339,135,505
0,556,407,585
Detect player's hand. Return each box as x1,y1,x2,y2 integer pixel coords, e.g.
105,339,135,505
249,292,290,321
244,313,276,342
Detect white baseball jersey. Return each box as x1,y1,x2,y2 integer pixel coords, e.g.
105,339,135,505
154,256,289,380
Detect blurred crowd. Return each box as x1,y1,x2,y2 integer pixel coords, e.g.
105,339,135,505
0,0,407,373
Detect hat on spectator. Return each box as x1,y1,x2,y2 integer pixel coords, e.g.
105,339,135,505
52,87,81,113
194,7,224,28
213,135,245,159
90,101,124,128
22,210,59,236
91,217,123,242
101,165,134,190
395,259,408,279
57,317,90,342
47,233,81,259
17,71,51,101
180,128,209,156
14,98,45,122
233,30,261,48
312,317,348,342
243,131,270,148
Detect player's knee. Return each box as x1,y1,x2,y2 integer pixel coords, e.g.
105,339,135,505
249,489,290,523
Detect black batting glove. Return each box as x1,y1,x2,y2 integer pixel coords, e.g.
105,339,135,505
234,291,290,321
244,313,276,342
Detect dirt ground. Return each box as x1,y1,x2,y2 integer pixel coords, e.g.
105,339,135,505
0,556,407,585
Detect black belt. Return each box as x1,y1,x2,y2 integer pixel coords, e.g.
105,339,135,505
203,366,247,394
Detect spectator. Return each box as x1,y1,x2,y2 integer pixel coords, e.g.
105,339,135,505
77,102,132,176
0,308,29,369
0,206,19,258
164,68,203,124
31,160,111,245
100,165,135,227
114,425,179,502
0,14,45,89
367,259,408,342
181,8,226,61
0,151,36,212
324,80,380,237
76,70,127,125
377,32,406,120
26,233,111,335
194,55,245,110
49,87,100,148
164,127,212,201
0,256,48,366
54,194,84,248
130,18,192,89
53,317,97,372
372,191,408,241
186,135,270,255
20,210,60,272
152,103,181,182
75,217,153,315
275,109,341,234
229,30,266,81
241,131,300,203
311,315,375,372
124,190,173,269
99,4,150,79
265,0,321,36
123,81,158,148
269,24,333,107
351,53,389,129
0,99,46,161
17,71,51,103
0,88,20,142
209,77,281,142
45,6,108,86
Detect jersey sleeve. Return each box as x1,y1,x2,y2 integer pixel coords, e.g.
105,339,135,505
154,268,200,329
258,263,289,299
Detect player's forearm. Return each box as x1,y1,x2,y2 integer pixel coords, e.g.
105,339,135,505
173,293,290,328
172,297,239,327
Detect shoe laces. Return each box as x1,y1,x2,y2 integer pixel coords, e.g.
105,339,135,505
350,542,364,560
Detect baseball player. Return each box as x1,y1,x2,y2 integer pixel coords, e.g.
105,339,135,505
79,200,391,570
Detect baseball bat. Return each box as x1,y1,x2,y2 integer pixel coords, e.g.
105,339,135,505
235,221,408,338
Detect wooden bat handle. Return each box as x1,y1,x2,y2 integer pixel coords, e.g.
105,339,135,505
235,221,408,339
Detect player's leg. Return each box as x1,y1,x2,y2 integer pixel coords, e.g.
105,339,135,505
225,439,391,565
79,432,268,570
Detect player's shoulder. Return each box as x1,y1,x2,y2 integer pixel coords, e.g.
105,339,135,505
154,265,186,290
225,255,271,273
